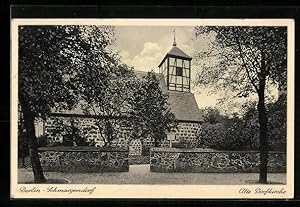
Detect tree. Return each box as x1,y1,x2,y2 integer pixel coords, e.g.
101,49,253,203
74,61,137,146
129,71,177,147
19,25,115,183
77,66,176,147
197,99,286,151
194,26,287,183
202,107,225,124
197,111,257,151
18,104,28,167
46,117,95,147
267,95,287,151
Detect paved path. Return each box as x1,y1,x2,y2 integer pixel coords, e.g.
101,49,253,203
18,165,286,185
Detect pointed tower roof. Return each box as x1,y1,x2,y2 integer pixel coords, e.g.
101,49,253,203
158,43,192,67
158,46,192,67
167,46,192,59
158,29,192,67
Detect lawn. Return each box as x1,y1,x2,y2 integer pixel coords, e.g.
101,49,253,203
18,165,286,185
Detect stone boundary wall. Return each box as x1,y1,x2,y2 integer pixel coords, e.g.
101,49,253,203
150,148,286,173
128,155,150,165
38,146,129,172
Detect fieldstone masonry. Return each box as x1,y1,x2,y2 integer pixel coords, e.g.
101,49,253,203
175,122,201,144
161,122,201,148
45,116,130,147
150,148,286,173
38,146,129,172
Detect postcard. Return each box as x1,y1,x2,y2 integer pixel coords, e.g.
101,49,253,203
11,18,294,198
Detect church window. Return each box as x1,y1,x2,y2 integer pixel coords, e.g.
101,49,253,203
176,67,183,76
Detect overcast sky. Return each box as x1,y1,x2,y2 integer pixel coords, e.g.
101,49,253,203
113,26,278,113
113,26,223,110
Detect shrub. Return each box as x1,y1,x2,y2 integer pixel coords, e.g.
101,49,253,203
197,98,286,151
18,130,29,158
142,146,151,156
267,95,287,151
37,135,49,147
46,117,96,147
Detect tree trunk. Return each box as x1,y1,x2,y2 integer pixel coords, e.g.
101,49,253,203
95,121,108,147
21,128,25,167
19,96,47,183
19,112,25,167
257,82,269,184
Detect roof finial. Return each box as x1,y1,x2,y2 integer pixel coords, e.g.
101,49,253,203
173,29,177,46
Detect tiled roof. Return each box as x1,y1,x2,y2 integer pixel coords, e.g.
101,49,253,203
158,46,192,67
167,46,192,59
134,71,203,123
168,91,203,122
52,70,203,123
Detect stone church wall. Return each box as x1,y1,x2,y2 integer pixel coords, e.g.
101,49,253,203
161,122,201,148
44,116,202,156
45,116,129,147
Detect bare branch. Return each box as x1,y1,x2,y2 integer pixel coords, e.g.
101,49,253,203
233,29,259,93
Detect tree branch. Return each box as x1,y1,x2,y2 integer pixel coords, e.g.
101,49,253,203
233,29,259,93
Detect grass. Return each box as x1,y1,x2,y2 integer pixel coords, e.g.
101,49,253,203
18,165,286,185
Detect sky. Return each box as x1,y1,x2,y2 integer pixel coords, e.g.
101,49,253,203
113,26,221,110
113,26,278,113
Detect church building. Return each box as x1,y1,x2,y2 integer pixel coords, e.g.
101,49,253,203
38,36,203,149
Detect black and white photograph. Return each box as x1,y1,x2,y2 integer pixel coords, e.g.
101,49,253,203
11,19,294,198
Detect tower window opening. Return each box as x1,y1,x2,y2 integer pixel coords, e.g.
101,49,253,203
176,67,183,76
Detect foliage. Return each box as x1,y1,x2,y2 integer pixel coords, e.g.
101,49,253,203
267,95,287,151
197,122,227,149
197,119,258,151
18,129,29,158
141,146,151,156
19,26,85,118
194,26,287,183
47,117,96,147
75,62,137,146
202,106,226,124
77,68,177,147
37,135,49,148
129,71,177,146
19,24,116,121
194,26,287,96
18,25,116,182
197,100,286,151
18,107,29,158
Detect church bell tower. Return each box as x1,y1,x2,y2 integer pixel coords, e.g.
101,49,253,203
158,30,192,92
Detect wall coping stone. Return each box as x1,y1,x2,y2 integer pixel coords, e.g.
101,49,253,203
38,146,129,152
150,147,286,154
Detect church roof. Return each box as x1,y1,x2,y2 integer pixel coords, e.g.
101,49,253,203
158,46,192,67
52,70,203,123
134,70,167,93
168,91,203,122
134,71,203,123
167,46,192,59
